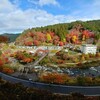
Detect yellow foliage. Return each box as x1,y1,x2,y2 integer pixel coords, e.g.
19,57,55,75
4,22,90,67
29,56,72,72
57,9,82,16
72,35,77,42
62,38,66,42
82,35,85,41
46,33,51,41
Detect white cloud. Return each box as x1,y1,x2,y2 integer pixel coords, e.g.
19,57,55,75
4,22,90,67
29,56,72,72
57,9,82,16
68,0,100,22
0,0,65,33
0,0,15,13
0,0,100,33
28,0,59,6
39,0,59,6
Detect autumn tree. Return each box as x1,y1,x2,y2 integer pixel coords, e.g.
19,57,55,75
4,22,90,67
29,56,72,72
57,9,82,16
0,59,3,71
0,35,9,43
46,33,52,42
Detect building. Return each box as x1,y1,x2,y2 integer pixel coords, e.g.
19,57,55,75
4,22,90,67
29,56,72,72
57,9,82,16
81,44,97,54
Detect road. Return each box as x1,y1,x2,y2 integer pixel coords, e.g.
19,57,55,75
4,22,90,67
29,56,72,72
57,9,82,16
0,72,100,96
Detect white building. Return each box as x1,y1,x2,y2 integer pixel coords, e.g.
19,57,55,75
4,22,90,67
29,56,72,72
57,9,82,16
81,44,97,54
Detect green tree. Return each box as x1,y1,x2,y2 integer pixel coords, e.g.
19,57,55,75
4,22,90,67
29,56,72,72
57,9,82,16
77,76,85,85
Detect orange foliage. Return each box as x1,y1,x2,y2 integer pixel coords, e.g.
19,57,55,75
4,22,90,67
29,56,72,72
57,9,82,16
15,51,34,63
0,59,3,66
33,40,40,46
0,56,9,64
40,72,69,84
59,41,64,46
16,53,24,60
24,41,33,46
56,59,64,64
0,59,3,72
2,67,14,74
0,35,8,43
49,32,55,38
95,52,100,57
22,58,33,63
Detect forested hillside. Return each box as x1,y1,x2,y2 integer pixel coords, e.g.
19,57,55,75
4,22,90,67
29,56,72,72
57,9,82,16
15,20,100,46
2,33,20,42
22,20,100,35
0,35,8,43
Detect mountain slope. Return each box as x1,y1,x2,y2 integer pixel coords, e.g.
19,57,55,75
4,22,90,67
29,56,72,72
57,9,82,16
15,20,100,46
2,33,20,42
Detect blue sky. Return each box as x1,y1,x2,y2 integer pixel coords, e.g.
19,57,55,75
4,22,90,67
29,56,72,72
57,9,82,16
0,0,100,33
